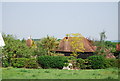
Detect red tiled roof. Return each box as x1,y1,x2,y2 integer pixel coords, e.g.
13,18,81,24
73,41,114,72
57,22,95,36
116,44,120,51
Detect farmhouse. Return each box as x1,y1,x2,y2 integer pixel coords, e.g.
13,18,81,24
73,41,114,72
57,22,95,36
55,37,97,59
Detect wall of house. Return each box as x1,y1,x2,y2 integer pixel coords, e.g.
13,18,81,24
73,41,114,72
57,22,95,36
55,51,95,59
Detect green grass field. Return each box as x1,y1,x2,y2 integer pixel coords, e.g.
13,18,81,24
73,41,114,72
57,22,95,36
1,67,119,79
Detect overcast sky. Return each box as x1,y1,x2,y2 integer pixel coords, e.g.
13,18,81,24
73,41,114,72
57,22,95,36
2,2,118,40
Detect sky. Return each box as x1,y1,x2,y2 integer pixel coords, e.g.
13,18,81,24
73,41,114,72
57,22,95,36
1,2,118,40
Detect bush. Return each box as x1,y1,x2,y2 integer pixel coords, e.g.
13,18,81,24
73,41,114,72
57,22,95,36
66,56,76,60
117,59,120,68
87,55,105,69
11,58,27,68
25,58,38,69
2,34,35,67
37,56,68,69
104,58,118,68
76,58,91,69
11,58,38,68
2,58,9,67
76,58,85,69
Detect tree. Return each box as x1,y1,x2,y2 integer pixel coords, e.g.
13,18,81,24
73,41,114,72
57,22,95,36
34,41,48,56
2,34,34,66
94,31,106,55
37,35,59,56
100,31,107,42
95,31,116,56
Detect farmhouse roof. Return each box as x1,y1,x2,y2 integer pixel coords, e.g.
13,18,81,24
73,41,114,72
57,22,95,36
55,37,96,52
116,44,120,51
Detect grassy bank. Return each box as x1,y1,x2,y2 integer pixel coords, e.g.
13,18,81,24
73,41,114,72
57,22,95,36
2,67,118,79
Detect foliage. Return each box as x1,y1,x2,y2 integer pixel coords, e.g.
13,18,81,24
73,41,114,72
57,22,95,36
94,40,116,56
2,57,9,67
66,33,85,57
37,56,68,69
93,31,116,55
104,41,117,49
2,34,34,66
66,56,76,60
11,58,27,68
37,35,59,56
25,58,38,69
69,58,90,69
87,55,118,69
34,41,48,56
11,58,38,68
31,41,37,49
113,51,120,59
87,55,106,69
76,58,87,69
117,59,120,68
104,58,118,68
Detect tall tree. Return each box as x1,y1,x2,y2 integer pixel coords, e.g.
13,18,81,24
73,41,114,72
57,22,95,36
100,31,107,42
38,35,59,56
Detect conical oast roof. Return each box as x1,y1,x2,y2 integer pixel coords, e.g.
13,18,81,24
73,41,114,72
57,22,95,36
116,44,120,51
26,36,33,47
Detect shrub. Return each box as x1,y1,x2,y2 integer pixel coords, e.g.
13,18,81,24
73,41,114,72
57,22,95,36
25,58,38,69
66,56,76,60
87,55,105,69
104,58,118,68
11,58,27,68
76,58,91,69
37,56,68,69
11,58,38,68
2,58,9,67
117,59,120,68
76,58,85,69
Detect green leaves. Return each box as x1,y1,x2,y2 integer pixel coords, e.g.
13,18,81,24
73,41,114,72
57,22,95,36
37,56,68,69
2,34,34,66
36,36,59,56
11,58,38,68
87,55,105,69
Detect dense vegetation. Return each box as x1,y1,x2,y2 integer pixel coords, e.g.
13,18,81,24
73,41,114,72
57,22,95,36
1,33,119,69
11,58,38,68
37,56,68,69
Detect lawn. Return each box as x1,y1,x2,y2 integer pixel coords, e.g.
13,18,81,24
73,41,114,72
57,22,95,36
1,67,118,79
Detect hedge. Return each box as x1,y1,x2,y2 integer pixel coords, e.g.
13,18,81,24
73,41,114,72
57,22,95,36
37,56,68,69
104,58,118,68
87,55,118,69
2,58,9,67
87,55,106,69
11,58,38,68
76,58,91,69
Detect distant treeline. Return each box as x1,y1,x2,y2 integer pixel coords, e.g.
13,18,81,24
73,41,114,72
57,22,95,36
32,39,61,41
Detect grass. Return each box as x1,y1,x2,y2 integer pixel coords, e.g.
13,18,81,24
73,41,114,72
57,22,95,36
1,67,119,79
